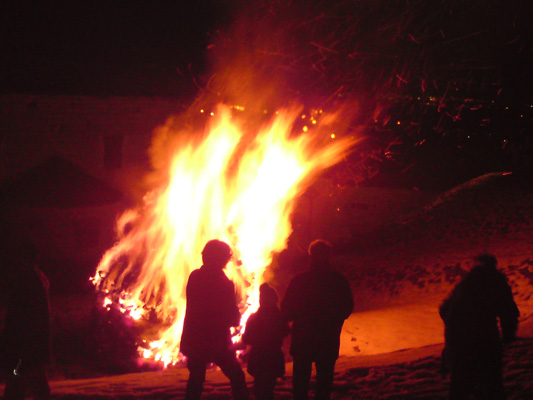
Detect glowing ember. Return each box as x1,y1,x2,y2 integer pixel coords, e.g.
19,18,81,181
92,104,357,366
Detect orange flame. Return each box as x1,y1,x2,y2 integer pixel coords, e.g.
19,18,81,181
92,104,357,366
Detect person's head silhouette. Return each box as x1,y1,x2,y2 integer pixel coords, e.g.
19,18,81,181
308,239,332,268
202,239,232,269
475,253,497,269
259,283,278,308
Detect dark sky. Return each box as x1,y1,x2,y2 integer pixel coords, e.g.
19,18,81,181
1,1,531,100
0,1,231,95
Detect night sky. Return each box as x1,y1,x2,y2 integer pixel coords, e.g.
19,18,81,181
1,1,532,101
0,1,232,96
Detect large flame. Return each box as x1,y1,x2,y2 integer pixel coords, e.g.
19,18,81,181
92,104,357,366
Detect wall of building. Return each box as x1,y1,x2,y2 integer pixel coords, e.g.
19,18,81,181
0,94,186,199
0,94,188,290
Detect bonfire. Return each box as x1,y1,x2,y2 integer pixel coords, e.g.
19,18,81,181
92,103,358,366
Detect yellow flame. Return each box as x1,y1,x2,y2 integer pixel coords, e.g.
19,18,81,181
93,104,356,365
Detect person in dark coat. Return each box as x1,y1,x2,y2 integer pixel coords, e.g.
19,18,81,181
439,254,520,400
242,283,289,400
180,239,249,400
281,239,354,400
0,242,51,400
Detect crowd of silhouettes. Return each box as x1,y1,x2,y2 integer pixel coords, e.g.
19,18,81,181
179,238,354,400
0,237,521,400
180,240,519,400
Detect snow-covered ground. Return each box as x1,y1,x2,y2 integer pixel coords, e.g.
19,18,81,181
2,172,532,399
43,338,533,399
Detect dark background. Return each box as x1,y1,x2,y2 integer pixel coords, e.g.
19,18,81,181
2,1,531,99
0,0,233,96
1,0,532,188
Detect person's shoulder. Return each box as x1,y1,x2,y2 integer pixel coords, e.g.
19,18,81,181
329,267,349,279
494,267,509,280
244,310,262,332
318,267,350,285
492,268,514,292
187,267,205,284
289,270,314,285
293,270,311,279
247,310,260,322
474,265,510,285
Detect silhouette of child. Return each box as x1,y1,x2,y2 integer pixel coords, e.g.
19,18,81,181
243,283,289,400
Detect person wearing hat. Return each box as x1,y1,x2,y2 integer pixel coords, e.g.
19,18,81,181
180,239,248,400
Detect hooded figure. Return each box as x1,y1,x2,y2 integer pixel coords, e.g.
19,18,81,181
439,254,519,400
180,239,248,400
281,239,353,400
243,283,289,400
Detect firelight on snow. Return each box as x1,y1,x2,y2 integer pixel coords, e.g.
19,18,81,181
91,104,357,367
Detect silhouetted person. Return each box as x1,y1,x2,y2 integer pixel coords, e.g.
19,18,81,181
281,239,353,400
180,239,249,400
439,254,519,400
242,283,289,400
0,242,51,400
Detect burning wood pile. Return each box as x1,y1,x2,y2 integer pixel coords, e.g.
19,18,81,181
92,104,358,366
